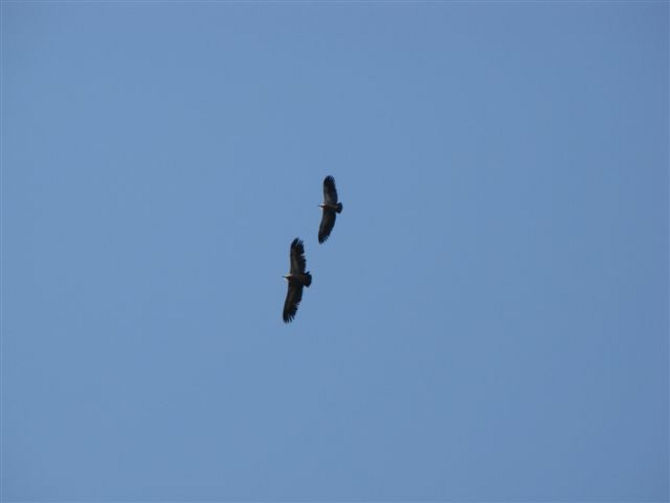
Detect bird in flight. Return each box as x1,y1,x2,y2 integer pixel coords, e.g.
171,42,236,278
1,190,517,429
318,176,343,243
282,238,312,323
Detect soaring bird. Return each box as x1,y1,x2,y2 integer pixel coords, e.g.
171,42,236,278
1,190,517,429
282,238,312,323
318,175,343,243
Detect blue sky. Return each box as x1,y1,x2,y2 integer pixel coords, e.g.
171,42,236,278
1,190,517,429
1,2,668,501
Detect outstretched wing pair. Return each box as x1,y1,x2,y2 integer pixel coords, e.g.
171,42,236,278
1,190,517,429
282,238,312,323
318,175,343,243
283,176,343,323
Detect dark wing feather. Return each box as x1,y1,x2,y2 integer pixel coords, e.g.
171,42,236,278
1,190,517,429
283,281,303,323
289,238,307,274
318,210,336,243
323,176,338,205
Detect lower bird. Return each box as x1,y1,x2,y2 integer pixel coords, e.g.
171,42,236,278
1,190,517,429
282,238,312,323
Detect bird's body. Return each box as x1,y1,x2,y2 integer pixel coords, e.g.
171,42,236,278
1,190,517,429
319,202,342,212
283,238,311,323
283,272,312,286
318,176,343,243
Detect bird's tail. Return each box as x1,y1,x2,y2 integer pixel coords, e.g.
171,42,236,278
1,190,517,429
336,202,343,214
304,272,312,287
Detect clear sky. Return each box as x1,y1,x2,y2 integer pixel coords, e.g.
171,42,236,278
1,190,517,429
1,2,668,501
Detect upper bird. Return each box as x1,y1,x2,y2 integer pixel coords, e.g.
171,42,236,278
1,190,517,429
318,176,343,244
282,238,312,323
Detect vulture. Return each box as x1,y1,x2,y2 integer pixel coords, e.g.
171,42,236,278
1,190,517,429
282,238,312,323
318,176,343,244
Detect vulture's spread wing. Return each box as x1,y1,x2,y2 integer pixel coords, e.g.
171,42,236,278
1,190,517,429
283,281,303,323
318,210,336,244
289,238,307,274
323,176,338,205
